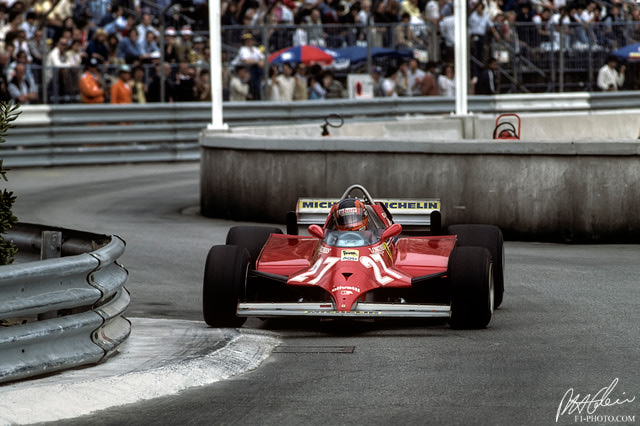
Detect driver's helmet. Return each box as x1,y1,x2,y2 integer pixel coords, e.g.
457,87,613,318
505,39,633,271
331,198,369,231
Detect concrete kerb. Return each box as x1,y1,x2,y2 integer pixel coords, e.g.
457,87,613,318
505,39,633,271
0,318,280,425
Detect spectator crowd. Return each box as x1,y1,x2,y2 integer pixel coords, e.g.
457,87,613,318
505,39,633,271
0,0,635,105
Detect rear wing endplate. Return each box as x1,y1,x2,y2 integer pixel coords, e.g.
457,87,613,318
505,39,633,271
295,198,441,227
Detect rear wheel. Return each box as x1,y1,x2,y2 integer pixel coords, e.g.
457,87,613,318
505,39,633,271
203,245,249,327
226,226,283,268
448,246,494,329
447,224,504,308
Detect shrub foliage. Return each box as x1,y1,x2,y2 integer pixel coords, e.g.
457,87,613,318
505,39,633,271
0,102,21,265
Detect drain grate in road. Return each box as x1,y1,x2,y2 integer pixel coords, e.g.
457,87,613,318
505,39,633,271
273,345,356,354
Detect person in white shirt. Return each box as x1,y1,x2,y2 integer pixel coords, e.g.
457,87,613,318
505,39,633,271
407,58,426,96
293,15,308,46
424,0,439,27
265,65,281,101
358,0,371,25
136,12,159,41
597,56,625,91
275,63,297,101
231,32,265,100
45,37,70,86
468,3,499,76
437,63,455,96
229,65,251,101
382,67,399,97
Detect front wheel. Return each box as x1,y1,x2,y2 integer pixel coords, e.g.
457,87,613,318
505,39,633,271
448,246,494,329
203,245,249,327
447,224,504,309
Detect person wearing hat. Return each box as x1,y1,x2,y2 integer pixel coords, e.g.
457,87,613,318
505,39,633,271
597,55,625,91
175,25,194,62
163,27,180,63
86,28,109,64
187,35,206,64
79,57,105,103
110,64,132,104
230,32,265,100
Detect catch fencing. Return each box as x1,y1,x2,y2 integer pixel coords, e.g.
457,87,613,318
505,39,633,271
0,223,130,384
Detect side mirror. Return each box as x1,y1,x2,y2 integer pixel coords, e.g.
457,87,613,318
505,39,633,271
308,224,325,239
380,223,402,241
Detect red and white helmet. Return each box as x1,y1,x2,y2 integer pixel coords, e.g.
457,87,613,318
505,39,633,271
331,198,369,231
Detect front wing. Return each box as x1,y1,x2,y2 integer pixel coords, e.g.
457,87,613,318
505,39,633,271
237,302,451,318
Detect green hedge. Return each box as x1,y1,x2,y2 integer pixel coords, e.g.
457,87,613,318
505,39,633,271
0,102,21,265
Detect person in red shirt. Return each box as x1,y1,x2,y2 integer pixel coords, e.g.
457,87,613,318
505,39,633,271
78,58,105,103
110,64,132,104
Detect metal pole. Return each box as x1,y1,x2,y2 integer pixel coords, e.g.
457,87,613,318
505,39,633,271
366,19,372,74
41,26,48,104
159,11,166,103
208,0,228,130
558,26,564,93
454,0,468,116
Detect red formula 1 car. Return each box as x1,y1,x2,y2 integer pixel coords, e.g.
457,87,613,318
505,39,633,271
203,184,504,329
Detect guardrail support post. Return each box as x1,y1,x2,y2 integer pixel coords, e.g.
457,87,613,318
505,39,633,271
41,231,62,260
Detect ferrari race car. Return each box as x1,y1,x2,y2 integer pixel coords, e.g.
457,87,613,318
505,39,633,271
203,184,504,329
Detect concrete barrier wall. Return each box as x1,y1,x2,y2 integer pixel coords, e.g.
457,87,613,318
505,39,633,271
225,111,640,141
200,114,640,242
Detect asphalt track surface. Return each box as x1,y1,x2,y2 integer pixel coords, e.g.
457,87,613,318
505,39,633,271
2,163,640,426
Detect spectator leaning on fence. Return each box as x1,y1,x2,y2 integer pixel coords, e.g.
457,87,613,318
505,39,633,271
597,55,625,91
111,64,132,104
437,63,455,97
148,62,175,102
79,58,105,103
407,58,426,96
474,57,499,95
420,61,438,96
229,65,252,101
293,62,309,100
371,66,385,97
130,65,147,103
231,32,265,100
276,62,296,102
8,62,38,104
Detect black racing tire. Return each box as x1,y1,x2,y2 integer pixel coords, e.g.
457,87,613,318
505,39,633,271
203,245,249,327
447,224,505,308
430,210,442,236
226,226,283,268
285,211,299,235
448,246,494,329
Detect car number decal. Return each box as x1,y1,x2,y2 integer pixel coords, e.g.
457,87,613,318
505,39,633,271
360,253,403,285
290,253,402,286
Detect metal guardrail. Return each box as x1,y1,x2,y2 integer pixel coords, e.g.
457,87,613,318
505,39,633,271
4,92,640,168
0,223,130,384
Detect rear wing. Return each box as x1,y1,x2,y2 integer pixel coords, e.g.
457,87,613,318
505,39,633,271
293,198,441,232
